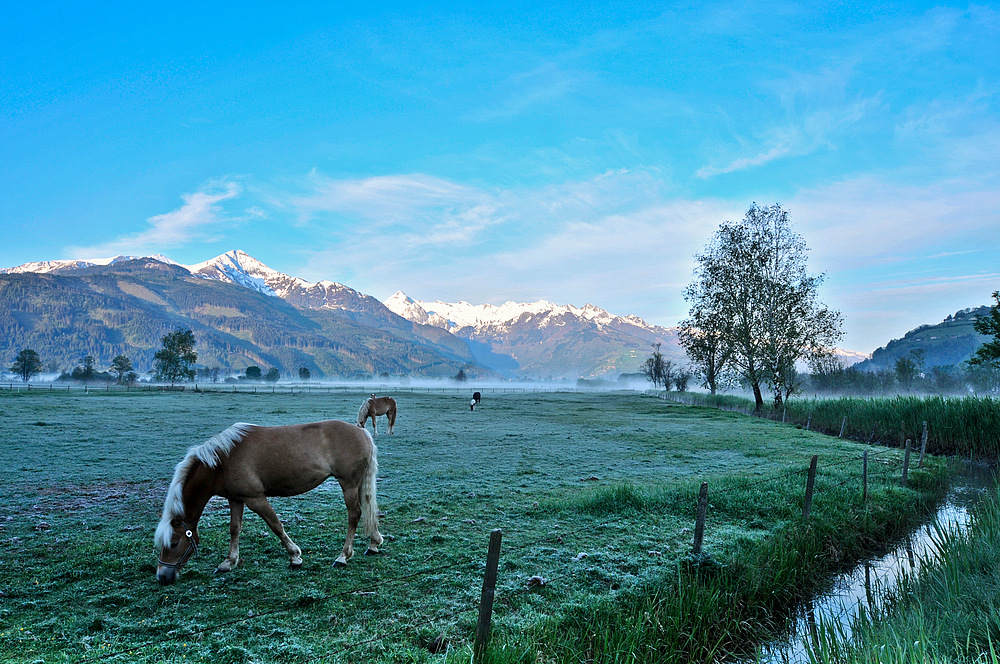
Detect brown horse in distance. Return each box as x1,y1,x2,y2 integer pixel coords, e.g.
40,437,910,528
155,420,382,585
357,394,397,435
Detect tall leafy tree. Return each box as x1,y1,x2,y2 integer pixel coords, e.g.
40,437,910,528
681,203,842,410
154,328,197,386
970,290,1000,368
10,349,42,382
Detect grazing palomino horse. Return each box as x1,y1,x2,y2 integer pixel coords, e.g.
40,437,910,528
357,394,397,435
154,420,382,585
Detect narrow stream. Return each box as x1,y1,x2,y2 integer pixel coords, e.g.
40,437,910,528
754,462,997,664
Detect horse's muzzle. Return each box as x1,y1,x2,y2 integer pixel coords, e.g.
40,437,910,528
157,565,178,585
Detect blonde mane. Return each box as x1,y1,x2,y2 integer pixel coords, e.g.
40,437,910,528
154,423,256,549
357,398,372,424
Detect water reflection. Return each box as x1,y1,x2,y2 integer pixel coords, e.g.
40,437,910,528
755,462,995,664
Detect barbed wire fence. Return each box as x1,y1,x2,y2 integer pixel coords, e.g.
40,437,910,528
65,393,948,663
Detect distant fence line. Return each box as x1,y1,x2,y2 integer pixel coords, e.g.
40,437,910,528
1,382,641,396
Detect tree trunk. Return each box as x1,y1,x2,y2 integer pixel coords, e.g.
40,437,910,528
752,382,764,412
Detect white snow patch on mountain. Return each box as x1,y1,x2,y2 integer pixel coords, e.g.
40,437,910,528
384,291,663,334
1,254,178,274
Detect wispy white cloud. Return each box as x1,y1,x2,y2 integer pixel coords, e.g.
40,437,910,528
473,61,590,121
288,169,734,323
791,176,1000,272
67,182,241,258
696,142,793,179
288,173,503,248
696,93,882,179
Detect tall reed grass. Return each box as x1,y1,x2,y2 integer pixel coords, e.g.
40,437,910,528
660,392,1000,459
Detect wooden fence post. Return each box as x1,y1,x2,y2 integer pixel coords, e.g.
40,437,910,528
803,455,818,519
806,413,812,431
782,408,786,423
862,450,868,504
692,482,709,555
901,439,912,487
475,529,503,660
839,416,847,438
918,421,928,468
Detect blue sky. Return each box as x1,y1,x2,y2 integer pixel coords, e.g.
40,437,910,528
2,2,998,354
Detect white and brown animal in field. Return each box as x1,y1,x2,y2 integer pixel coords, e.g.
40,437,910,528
357,394,397,435
154,420,382,585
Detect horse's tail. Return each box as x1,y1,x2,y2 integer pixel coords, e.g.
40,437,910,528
360,431,380,542
387,400,397,428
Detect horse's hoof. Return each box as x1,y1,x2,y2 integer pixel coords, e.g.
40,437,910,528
290,561,303,569
333,560,347,568
364,548,381,556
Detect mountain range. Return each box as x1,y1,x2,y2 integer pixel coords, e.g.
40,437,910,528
0,250,685,380
6,249,987,382
383,292,684,378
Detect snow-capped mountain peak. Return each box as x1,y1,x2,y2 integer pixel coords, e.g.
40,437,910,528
383,293,664,335
187,249,287,296
184,250,382,313
0,254,178,274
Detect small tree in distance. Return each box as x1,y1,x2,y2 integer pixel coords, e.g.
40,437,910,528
642,343,674,391
154,328,197,386
110,355,135,385
264,368,280,382
72,355,97,384
678,322,731,395
11,349,42,382
245,366,262,381
298,367,311,381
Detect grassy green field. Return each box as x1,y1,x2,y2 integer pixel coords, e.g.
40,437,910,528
0,389,947,662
